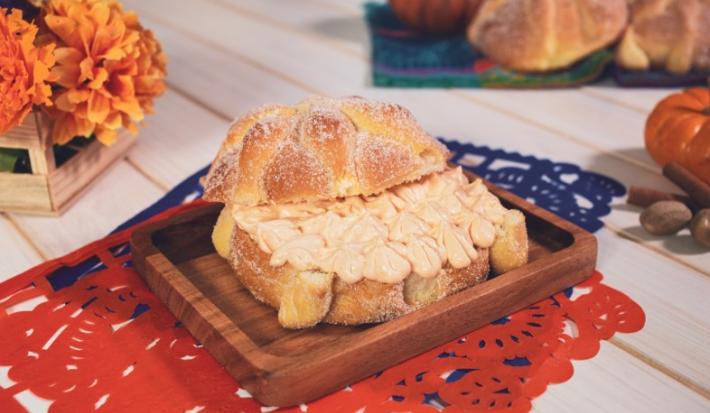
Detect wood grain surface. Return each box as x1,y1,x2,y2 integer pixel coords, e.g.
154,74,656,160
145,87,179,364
131,179,597,406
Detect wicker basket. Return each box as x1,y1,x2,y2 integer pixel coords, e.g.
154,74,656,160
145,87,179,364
0,111,136,215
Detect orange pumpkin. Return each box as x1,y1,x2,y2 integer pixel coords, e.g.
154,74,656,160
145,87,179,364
645,87,710,185
389,0,482,35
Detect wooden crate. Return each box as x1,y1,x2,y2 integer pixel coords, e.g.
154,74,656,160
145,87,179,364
0,111,136,215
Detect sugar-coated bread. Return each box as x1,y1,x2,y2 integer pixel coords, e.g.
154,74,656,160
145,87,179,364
467,0,628,72
202,96,450,206
490,210,528,273
205,97,530,329
616,0,710,75
227,219,490,328
210,191,529,328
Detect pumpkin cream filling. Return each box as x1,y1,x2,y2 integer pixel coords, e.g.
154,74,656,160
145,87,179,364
227,167,511,283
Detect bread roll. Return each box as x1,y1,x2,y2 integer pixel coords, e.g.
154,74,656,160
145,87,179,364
224,219,490,328
202,96,450,207
467,0,628,72
205,97,530,329
616,0,710,74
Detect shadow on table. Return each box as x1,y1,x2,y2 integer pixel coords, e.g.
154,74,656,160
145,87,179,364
584,148,707,255
622,225,708,256
309,16,372,87
612,203,642,213
309,16,369,49
587,147,679,192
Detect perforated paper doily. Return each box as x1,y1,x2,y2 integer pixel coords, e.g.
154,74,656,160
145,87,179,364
0,141,643,412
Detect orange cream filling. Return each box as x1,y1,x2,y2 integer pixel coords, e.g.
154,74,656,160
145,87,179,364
231,167,509,284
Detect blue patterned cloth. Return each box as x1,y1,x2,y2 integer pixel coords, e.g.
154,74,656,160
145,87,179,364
444,139,625,232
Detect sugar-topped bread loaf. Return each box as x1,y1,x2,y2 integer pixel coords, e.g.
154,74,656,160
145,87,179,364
616,0,710,75
202,96,451,206
205,96,529,329
467,0,628,72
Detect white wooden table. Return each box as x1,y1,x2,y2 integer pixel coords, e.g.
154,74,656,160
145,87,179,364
2,1,708,411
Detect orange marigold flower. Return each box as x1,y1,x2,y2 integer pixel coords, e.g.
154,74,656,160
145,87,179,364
0,8,55,136
42,0,166,145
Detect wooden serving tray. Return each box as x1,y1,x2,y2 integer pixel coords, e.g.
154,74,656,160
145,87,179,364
131,181,597,407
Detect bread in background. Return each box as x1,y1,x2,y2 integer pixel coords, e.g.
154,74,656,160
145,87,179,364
467,0,628,72
202,96,450,207
616,0,710,75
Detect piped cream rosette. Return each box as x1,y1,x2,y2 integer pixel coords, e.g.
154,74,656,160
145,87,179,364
228,167,520,283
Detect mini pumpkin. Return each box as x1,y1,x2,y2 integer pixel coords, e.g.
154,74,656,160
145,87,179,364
645,87,710,185
389,0,482,35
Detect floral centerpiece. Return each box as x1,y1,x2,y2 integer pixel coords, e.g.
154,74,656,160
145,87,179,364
0,0,166,213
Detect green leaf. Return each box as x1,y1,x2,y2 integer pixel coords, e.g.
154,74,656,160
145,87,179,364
0,149,25,172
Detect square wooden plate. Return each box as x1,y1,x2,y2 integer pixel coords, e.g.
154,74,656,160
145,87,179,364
130,178,596,407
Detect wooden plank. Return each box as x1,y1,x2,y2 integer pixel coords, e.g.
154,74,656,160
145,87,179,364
159,35,310,116
27,146,48,175
533,342,710,413
582,85,678,114
131,184,598,406
594,228,710,395
0,173,51,213
0,113,41,150
454,89,657,171
214,0,365,56
10,161,164,258
0,215,43,282
49,132,137,212
126,90,231,188
34,111,56,174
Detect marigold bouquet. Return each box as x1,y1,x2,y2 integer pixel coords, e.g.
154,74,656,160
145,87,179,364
0,0,166,147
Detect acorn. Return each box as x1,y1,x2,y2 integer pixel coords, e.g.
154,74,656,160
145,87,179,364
690,209,710,248
639,201,692,236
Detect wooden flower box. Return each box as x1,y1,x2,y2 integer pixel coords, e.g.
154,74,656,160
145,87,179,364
0,111,136,215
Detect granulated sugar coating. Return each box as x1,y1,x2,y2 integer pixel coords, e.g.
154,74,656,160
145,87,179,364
202,96,451,206
468,0,627,71
204,97,531,327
